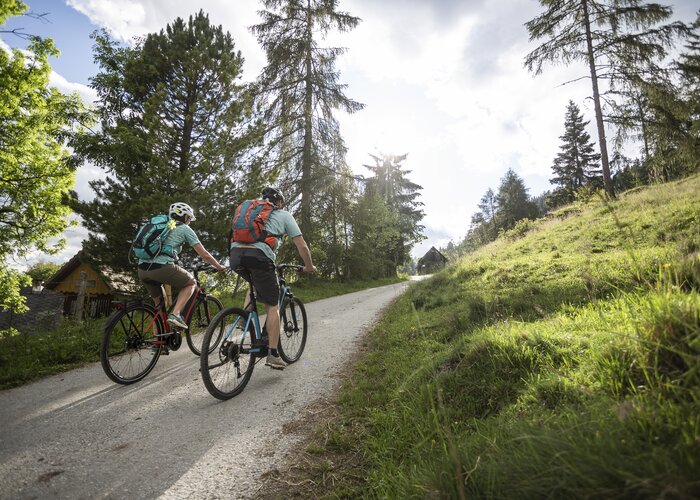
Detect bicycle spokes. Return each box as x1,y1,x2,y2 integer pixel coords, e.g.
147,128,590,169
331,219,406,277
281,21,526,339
200,307,256,400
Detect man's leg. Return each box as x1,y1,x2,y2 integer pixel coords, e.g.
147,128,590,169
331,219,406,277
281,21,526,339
264,303,280,348
263,303,285,369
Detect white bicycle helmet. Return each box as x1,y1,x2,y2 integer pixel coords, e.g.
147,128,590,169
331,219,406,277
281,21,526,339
169,202,197,221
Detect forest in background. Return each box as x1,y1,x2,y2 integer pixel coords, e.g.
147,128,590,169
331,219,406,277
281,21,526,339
1,0,699,316
443,2,699,259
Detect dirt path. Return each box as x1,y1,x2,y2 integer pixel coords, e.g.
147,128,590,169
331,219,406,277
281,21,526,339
0,281,411,499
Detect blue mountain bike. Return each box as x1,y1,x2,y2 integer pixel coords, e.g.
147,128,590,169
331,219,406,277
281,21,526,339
200,264,308,400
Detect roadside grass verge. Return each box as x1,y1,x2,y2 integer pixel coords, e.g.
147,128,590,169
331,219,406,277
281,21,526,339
263,175,700,498
0,276,407,390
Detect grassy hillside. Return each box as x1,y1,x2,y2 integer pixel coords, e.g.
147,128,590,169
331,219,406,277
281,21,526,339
272,175,700,498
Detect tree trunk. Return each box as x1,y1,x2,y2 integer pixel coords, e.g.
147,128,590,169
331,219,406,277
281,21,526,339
582,0,615,198
300,3,314,236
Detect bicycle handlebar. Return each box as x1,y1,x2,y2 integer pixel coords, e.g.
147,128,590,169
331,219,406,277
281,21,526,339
277,263,305,273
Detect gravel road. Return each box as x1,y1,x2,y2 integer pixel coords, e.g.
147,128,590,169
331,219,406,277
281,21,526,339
0,281,411,499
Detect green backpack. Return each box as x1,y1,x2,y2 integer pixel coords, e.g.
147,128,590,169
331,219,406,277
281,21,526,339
131,214,177,261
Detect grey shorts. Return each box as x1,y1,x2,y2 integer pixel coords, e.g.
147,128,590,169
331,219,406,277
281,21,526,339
229,247,279,306
138,263,194,299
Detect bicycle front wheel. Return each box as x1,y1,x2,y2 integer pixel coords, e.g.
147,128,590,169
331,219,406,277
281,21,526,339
186,295,224,356
278,296,307,364
100,303,163,384
200,307,256,400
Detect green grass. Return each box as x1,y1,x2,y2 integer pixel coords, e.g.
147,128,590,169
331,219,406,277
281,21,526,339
0,275,407,390
280,175,700,499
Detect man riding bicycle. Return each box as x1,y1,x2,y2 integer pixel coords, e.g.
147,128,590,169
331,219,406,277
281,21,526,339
138,202,226,329
229,187,316,370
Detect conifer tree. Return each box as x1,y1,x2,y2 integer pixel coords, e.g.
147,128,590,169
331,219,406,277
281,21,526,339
363,153,425,272
72,12,257,273
548,101,601,207
250,0,364,237
495,169,538,231
477,188,498,241
525,0,687,199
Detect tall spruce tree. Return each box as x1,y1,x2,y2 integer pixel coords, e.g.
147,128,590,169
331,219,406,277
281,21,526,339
477,188,498,241
548,100,601,207
363,153,425,272
250,0,364,238
525,0,687,199
641,12,700,179
72,12,258,273
495,169,538,231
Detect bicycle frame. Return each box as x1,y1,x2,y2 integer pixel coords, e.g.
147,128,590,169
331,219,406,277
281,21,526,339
223,264,302,355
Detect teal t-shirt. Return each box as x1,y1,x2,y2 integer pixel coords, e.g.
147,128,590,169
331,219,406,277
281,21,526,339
139,223,200,265
230,208,302,263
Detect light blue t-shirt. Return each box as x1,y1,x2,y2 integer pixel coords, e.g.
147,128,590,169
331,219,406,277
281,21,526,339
139,223,200,265
230,208,302,263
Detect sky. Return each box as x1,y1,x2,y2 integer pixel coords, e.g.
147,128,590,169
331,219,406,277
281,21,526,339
3,0,698,269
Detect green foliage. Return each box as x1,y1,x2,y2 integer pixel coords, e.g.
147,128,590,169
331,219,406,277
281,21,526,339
0,275,405,388
279,175,700,498
359,152,426,275
525,0,688,198
495,168,539,231
251,0,364,238
0,5,90,313
0,318,104,389
25,260,61,282
71,12,258,274
548,100,602,208
347,193,401,280
0,0,24,24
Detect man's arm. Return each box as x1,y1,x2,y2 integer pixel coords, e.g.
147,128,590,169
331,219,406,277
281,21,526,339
292,235,316,273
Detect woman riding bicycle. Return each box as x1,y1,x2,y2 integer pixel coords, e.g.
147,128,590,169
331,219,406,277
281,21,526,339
137,202,226,329
229,187,316,370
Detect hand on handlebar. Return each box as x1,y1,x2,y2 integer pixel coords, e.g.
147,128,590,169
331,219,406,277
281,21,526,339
303,264,317,274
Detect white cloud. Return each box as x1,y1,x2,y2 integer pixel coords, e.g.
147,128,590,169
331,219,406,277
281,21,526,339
49,70,98,105
65,0,266,79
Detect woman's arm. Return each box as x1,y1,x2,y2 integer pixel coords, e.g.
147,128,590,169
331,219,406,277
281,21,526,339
192,243,226,271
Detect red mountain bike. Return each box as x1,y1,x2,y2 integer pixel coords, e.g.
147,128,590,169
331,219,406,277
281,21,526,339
100,264,223,384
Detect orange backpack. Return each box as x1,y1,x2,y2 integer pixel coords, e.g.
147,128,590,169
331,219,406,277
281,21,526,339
230,199,277,249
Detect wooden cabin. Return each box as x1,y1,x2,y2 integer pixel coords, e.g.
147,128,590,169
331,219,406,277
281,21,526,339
416,246,448,275
43,251,140,317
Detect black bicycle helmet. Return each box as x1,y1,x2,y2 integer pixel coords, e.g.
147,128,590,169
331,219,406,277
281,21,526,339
261,186,285,206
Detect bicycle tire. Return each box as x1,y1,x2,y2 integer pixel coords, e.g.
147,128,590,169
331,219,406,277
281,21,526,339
185,295,224,356
278,296,307,364
200,307,256,400
100,303,163,384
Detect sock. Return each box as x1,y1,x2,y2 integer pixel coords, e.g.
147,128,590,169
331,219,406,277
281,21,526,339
270,348,278,357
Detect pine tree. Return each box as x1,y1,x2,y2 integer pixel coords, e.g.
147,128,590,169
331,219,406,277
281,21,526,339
71,12,258,273
477,188,498,241
525,0,687,199
363,153,425,273
495,169,539,231
548,101,601,207
250,0,364,237
641,12,700,179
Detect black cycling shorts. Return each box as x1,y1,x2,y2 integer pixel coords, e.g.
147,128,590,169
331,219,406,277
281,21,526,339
229,247,279,306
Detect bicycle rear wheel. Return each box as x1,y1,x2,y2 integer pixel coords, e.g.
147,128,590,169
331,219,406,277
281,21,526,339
186,295,224,356
278,296,307,364
200,307,256,400
100,303,163,384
